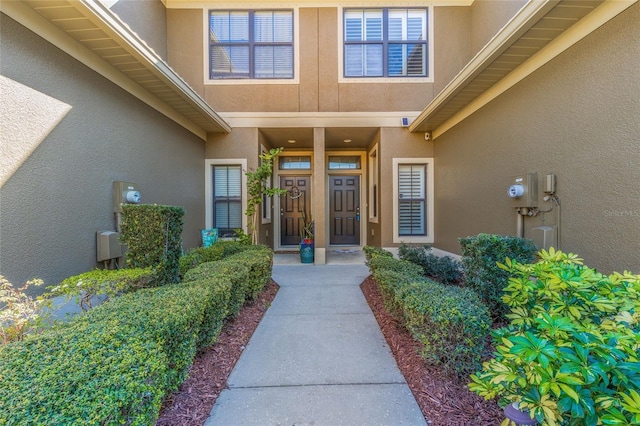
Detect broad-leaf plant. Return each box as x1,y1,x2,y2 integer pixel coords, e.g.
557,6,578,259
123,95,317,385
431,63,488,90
469,248,640,426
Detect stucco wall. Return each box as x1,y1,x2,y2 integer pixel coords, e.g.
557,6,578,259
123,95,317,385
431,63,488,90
433,3,640,274
0,15,205,293
111,0,168,60
167,6,443,113
469,0,527,55
379,127,434,247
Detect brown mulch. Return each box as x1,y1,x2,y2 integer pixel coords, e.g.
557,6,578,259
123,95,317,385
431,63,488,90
157,276,502,426
156,280,279,426
360,276,503,426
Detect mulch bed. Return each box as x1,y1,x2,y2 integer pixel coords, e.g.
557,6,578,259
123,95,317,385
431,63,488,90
156,280,279,426
157,276,502,426
360,276,503,426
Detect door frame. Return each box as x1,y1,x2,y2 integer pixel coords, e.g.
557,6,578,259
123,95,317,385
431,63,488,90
325,150,367,248
274,150,314,252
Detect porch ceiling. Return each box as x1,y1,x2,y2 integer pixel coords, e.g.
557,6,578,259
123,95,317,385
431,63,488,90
410,0,606,136
12,0,230,134
260,127,379,150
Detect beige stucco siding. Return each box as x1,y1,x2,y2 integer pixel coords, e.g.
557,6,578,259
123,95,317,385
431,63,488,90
111,0,169,60
469,0,528,56
378,128,434,247
168,6,451,113
167,8,204,96
433,3,640,274
0,15,206,293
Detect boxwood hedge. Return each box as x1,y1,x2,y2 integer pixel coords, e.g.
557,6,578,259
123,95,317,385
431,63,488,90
364,246,491,379
0,244,273,425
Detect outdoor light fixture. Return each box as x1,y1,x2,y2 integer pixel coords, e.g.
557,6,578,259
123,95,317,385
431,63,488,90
287,139,296,144
343,139,352,143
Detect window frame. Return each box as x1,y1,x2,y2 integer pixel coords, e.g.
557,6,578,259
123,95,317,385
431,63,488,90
205,8,300,85
338,6,433,84
205,159,248,236
392,158,434,243
368,144,379,223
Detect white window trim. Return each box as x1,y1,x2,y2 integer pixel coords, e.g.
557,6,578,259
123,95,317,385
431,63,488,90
368,143,379,223
205,158,248,233
337,5,434,84
392,158,434,244
203,7,300,85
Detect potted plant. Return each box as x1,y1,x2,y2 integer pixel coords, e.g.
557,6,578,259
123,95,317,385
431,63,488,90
468,248,640,426
299,212,314,263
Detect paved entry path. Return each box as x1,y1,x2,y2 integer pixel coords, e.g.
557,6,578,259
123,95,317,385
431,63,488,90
204,264,427,425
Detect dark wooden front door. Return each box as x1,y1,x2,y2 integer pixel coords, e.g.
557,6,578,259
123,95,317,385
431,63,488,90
330,175,360,245
280,176,310,246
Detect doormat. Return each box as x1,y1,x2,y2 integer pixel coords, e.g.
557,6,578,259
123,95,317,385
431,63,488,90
332,249,360,254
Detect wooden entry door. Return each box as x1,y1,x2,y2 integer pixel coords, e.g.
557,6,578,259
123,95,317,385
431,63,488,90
280,176,310,246
330,175,360,245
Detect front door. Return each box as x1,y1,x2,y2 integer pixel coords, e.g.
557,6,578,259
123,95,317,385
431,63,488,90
330,175,360,245
280,176,311,246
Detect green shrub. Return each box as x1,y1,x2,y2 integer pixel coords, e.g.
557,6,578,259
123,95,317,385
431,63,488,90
0,246,275,424
370,268,417,323
185,260,250,318
366,255,424,278
402,279,491,379
459,233,537,321
366,255,491,379
363,245,393,262
47,267,157,311
179,240,258,277
0,321,168,425
398,243,463,285
120,204,185,284
469,249,640,425
226,247,273,300
72,283,207,391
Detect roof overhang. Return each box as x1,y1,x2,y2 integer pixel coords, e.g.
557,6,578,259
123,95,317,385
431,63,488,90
1,0,231,140
410,0,638,139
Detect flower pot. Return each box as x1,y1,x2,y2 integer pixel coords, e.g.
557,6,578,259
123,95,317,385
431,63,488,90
504,402,537,425
300,240,314,263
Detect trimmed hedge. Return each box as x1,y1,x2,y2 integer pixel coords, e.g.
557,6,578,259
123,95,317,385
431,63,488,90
0,245,274,425
121,204,184,285
398,243,463,285
0,321,167,425
179,240,258,277
365,247,491,379
459,233,537,321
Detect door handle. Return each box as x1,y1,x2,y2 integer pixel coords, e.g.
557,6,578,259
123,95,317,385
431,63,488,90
280,208,284,216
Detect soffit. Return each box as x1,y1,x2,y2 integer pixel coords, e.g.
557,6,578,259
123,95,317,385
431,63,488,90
18,0,230,134
410,0,605,134
260,127,378,149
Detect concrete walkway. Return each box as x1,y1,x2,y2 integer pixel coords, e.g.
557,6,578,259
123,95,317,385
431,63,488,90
204,260,427,426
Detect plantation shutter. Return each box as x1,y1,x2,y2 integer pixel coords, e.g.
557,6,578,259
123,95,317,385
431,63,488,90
398,164,426,236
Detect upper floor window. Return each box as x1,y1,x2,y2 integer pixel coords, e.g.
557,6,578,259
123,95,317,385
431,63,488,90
343,8,428,78
209,10,294,79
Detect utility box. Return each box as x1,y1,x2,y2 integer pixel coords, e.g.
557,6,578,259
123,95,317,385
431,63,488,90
532,225,557,250
508,173,538,208
113,181,141,213
97,231,122,262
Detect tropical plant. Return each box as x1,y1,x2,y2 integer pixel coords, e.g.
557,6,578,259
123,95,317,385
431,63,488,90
0,276,51,345
469,248,640,426
245,147,287,244
300,211,314,241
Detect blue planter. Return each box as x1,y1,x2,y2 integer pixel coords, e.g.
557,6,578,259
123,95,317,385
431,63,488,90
300,241,314,263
